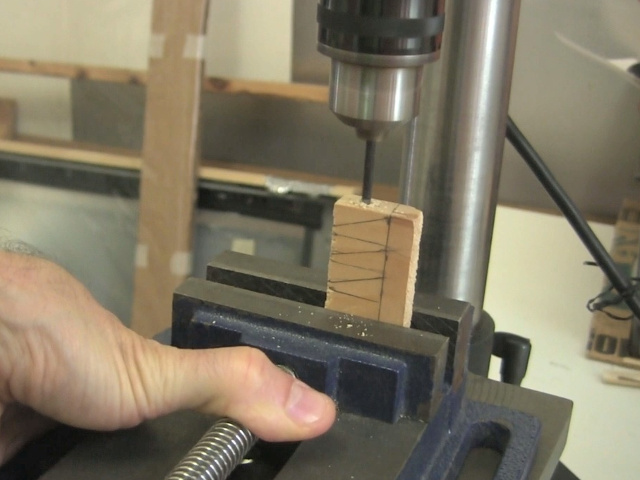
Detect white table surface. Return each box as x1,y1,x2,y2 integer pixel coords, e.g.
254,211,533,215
484,205,638,480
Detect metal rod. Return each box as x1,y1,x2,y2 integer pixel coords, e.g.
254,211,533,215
165,366,297,479
164,417,256,480
405,0,522,325
398,53,443,211
362,140,376,204
399,117,419,205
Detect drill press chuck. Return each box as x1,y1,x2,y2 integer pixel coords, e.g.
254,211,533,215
317,0,445,141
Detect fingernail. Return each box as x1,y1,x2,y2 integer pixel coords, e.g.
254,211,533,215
285,380,327,424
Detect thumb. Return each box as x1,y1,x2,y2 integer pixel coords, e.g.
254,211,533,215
139,342,336,442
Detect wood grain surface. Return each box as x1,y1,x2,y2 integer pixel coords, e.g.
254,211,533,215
325,195,423,328
130,0,209,337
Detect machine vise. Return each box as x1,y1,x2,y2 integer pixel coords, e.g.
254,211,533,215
29,251,571,480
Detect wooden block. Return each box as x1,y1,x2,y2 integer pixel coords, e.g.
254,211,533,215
0,98,17,139
325,195,423,328
130,0,209,337
602,369,640,388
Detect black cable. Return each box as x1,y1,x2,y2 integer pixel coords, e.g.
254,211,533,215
506,116,640,355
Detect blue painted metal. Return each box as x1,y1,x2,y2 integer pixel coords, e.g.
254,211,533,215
171,252,546,480
400,394,541,480
173,278,448,423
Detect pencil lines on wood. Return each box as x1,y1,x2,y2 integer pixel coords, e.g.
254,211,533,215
325,195,422,327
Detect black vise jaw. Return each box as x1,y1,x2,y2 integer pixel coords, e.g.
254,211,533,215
172,251,473,424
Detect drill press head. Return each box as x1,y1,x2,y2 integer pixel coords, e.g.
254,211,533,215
317,0,445,142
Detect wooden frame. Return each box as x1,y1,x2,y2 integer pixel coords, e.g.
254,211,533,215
0,57,328,104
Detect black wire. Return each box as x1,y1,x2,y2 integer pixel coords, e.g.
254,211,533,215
506,116,640,352
587,278,640,320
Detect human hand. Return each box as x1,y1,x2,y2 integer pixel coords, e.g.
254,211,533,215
0,251,336,464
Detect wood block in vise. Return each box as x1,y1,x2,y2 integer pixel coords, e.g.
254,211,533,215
325,195,423,328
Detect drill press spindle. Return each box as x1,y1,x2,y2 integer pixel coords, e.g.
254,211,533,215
317,0,445,204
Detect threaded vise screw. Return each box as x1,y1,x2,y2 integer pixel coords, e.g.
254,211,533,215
165,365,296,480
164,417,256,480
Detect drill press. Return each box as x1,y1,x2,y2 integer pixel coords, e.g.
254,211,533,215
14,3,573,479
316,0,444,202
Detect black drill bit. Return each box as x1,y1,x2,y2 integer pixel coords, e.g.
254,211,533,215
362,140,376,204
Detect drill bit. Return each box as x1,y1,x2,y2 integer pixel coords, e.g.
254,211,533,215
362,140,377,204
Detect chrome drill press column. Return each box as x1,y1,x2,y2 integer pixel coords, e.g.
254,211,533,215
404,0,523,325
326,55,427,141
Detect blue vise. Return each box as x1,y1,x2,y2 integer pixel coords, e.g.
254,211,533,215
171,251,572,480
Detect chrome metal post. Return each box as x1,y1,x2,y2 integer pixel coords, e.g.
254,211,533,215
402,0,522,324
399,58,443,207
